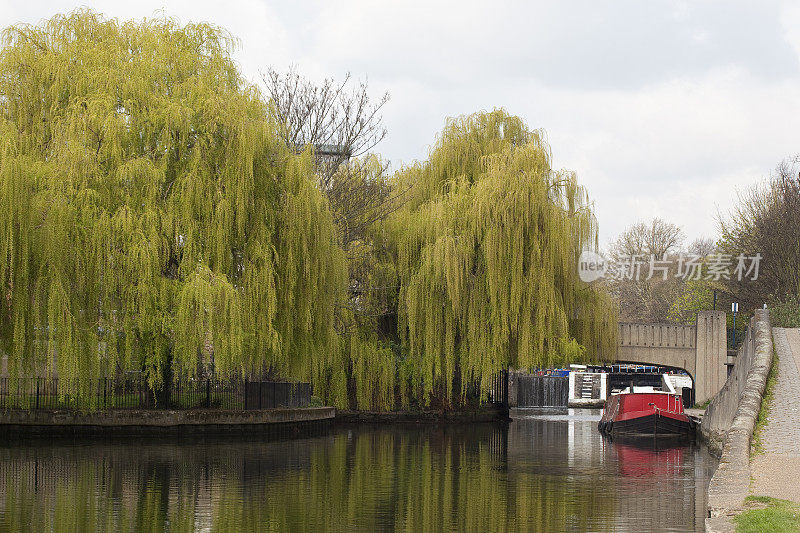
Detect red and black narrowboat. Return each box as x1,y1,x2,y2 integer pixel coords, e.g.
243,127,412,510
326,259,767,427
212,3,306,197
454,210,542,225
598,391,695,437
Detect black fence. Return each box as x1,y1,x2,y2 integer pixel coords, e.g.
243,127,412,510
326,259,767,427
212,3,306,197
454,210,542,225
0,376,312,411
484,370,509,406
244,381,311,409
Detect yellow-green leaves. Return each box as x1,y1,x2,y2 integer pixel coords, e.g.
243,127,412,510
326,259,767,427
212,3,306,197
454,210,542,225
0,12,617,411
0,11,346,403
391,110,617,401
175,266,243,378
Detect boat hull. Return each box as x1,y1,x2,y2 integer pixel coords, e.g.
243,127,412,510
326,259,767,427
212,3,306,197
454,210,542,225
598,412,694,437
598,392,695,437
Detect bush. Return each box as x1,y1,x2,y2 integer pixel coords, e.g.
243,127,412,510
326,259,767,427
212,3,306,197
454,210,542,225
767,294,800,328
308,396,324,408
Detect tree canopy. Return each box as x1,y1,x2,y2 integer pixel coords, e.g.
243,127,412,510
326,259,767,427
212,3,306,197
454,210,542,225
719,157,800,310
387,111,617,402
0,12,617,410
0,11,346,400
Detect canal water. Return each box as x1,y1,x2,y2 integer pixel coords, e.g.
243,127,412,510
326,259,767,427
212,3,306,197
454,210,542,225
0,409,716,531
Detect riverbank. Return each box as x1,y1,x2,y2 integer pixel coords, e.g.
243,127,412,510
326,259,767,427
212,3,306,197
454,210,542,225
0,403,513,437
0,406,334,436
335,404,508,423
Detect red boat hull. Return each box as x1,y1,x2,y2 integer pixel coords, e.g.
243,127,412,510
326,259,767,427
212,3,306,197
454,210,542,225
598,392,694,437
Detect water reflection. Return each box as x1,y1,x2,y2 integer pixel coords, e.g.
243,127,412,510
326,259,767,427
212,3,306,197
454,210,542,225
510,408,716,531
0,410,716,532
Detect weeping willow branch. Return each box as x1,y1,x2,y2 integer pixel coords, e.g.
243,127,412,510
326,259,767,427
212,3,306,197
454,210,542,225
0,12,617,413
388,110,617,402
0,10,347,405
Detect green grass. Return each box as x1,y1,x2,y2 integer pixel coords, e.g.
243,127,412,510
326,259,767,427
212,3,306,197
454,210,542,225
735,496,800,532
751,347,779,455
692,398,711,409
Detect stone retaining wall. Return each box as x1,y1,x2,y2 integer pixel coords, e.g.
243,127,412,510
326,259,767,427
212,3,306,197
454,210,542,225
335,405,507,423
701,309,773,531
0,406,335,432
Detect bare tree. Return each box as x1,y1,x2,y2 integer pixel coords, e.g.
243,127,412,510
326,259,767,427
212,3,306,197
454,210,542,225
606,218,686,322
687,237,716,258
263,66,390,190
609,218,684,260
719,156,800,310
263,67,405,323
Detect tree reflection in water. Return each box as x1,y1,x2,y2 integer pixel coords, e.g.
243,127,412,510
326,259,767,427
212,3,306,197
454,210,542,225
0,414,715,531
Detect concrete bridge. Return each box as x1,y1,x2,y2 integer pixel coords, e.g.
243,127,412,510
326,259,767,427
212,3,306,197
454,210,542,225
616,310,728,404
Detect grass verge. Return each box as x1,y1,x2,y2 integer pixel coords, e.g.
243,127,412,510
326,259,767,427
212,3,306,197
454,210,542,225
751,346,779,455
735,496,800,532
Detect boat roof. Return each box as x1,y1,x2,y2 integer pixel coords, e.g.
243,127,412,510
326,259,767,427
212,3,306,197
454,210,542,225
611,390,678,396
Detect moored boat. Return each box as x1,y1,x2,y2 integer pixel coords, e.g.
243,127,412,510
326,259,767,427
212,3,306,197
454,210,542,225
598,390,695,437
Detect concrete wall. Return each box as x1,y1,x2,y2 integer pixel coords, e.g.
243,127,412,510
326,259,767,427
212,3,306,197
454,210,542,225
617,323,696,380
616,310,727,404
0,406,335,428
701,313,760,453
618,322,697,349
700,309,773,530
695,311,728,406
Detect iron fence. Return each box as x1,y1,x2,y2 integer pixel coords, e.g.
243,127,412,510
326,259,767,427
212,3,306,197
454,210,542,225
0,376,311,411
484,370,508,406
244,381,311,409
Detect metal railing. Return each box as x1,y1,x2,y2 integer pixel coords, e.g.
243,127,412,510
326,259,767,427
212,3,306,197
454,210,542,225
484,370,509,406
728,328,747,350
0,376,311,411
244,381,311,409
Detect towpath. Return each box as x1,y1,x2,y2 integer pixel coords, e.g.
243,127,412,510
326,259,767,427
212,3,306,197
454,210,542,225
749,327,800,503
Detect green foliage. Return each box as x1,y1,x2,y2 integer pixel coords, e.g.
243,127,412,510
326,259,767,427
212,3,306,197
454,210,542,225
0,12,345,402
692,399,711,410
735,496,800,533
0,13,617,411
767,293,800,328
668,280,715,323
308,395,323,407
718,158,800,312
174,266,243,379
347,333,396,410
388,110,617,402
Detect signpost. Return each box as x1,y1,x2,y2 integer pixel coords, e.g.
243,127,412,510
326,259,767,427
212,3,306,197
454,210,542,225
731,302,739,347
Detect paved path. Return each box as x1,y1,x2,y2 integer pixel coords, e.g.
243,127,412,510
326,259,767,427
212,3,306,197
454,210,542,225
749,327,800,503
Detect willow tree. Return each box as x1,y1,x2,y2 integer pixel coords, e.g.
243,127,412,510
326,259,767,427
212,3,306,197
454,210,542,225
388,110,617,403
0,12,346,402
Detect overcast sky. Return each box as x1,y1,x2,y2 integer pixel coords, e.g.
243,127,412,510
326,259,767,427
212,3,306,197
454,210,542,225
2,1,799,247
